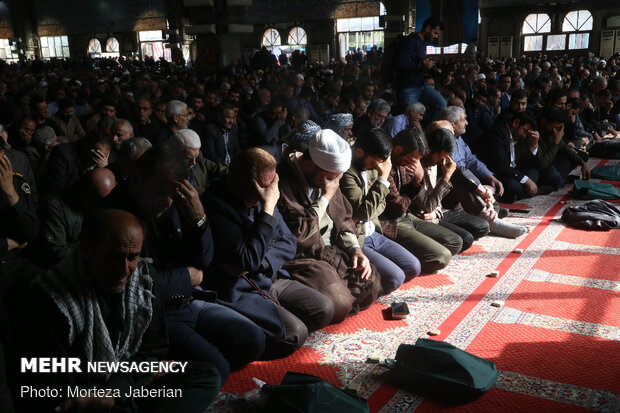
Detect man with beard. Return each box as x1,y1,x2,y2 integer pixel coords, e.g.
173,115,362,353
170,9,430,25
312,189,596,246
250,99,290,162
202,103,240,166
14,209,221,412
352,99,391,137
326,113,354,144
51,97,86,144
394,17,447,121
479,111,541,202
383,101,425,138
153,100,191,144
340,128,421,294
277,129,382,323
111,119,134,158
43,134,112,194
169,129,227,196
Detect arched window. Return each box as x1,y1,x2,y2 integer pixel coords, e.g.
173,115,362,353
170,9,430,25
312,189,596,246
106,37,120,53
522,13,551,34
563,10,593,32
288,27,307,47
522,13,551,52
563,10,592,49
87,38,101,55
262,28,281,48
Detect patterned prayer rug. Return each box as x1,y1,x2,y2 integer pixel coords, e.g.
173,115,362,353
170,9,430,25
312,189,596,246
210,158,620,413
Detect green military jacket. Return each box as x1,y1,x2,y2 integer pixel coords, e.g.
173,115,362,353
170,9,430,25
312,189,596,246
340,166,390,246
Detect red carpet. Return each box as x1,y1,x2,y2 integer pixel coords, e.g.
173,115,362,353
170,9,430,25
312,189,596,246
211,158,620,412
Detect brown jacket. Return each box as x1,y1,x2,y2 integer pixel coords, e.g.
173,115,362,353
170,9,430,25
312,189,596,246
277,157,359,257
277,157,382,314
379,165,422,239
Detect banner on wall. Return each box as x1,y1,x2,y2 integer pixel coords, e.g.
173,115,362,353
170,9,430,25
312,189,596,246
415,0,478,46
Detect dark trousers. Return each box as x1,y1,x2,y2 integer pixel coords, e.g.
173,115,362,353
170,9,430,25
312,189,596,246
540,156,577,189
270,278,334,332
166,301,266,384
439,210,490,252
498,168,539,203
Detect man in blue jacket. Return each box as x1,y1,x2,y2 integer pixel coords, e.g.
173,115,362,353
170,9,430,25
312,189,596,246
394,17,447,121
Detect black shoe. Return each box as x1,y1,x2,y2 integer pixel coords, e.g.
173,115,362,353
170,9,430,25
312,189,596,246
537,185,554,195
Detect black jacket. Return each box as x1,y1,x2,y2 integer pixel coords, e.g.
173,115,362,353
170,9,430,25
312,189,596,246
479,123,531,182
202,122,240,166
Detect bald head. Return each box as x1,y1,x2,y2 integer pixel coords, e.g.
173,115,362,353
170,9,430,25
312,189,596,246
426,120,455,135
87,167,116,200
113,119,134,150
82,209,144,294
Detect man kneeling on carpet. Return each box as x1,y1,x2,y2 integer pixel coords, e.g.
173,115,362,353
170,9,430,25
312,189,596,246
277,129,383,323
409,123,489,252
14,209,220,412
340,127,422,294
205,148,335,357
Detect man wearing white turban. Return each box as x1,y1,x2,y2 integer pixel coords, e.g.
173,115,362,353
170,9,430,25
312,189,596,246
277,129,382,323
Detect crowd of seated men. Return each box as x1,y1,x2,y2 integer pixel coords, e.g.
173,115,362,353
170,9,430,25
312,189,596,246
0,48,618,411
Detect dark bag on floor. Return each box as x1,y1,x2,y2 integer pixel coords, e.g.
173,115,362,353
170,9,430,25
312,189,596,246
562,199,620,230
570,180,620,200
386,339,497,403
261,372,369,413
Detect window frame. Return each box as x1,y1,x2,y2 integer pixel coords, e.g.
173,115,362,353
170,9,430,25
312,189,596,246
522,13,550,53
562,10,592,50
87,38,102,55
287,27,307,47
40,35,70,59
262,28,281,47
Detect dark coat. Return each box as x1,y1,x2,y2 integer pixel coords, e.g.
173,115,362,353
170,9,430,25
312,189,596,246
44,140,90,193
131,117,164,144
0,172,39,258
202,122,240,166
104,183,214,305
479,123,529,182
205,181,296,343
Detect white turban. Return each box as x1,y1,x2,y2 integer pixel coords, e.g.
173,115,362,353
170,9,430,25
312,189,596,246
309,129,352,174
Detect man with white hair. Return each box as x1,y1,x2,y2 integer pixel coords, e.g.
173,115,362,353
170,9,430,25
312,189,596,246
154,100,190,144
112,119,134,151
277,129,382,324
440,107,528,238
169,129,227,196
383,101,425,138
440,106,505,196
